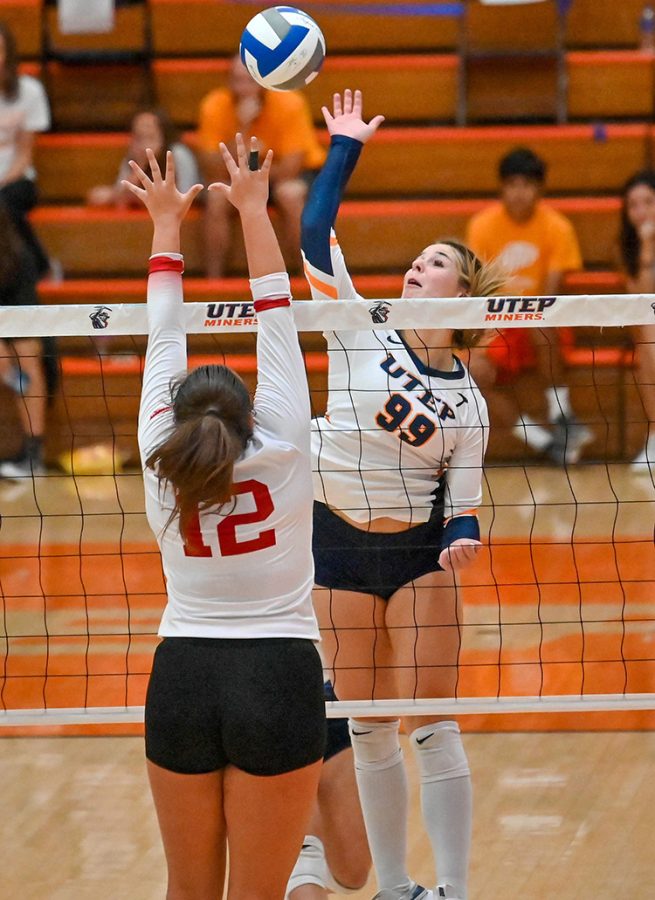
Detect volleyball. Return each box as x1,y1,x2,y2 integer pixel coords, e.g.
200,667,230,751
239,6,326,91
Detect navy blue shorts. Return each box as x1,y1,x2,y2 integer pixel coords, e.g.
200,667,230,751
324,680,351,761
145,637,326,776
312,497,444,601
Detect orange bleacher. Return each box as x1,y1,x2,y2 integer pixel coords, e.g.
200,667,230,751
3,0,650,466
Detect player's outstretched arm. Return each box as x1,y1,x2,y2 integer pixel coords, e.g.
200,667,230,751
321,89,384,144
208,134,284,279
121,149,203,255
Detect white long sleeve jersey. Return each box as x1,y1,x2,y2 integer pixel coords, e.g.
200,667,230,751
305,236,489,525
138,258,318,640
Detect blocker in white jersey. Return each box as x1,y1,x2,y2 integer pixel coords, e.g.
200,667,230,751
126,141,324,900
300,91,506,900
139,263,318,641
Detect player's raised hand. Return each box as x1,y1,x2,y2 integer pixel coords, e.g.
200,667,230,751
208,134,273,214
438,538,482,573
322,89,385,144
122,149,203,222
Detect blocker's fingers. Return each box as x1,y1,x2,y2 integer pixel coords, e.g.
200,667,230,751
121,179,147,200
146,147,163,182
332,92,342,118
127,158,151,188
235,132,248,168
259,148,273,175
163,149,175,183
343,88,353,116
353,89,363,117
219,142,239,176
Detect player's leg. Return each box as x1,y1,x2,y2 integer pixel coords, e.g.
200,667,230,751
632,324,655,468
318,745,371,891
464,334,554,456
224,760,323,899
530,327,592,462
314,585,414,898
287,678,371,898
220,636,326,898
387,571,472,900
146,762,227,900
144,638,231,898
11,338,46,460
0,338,47,477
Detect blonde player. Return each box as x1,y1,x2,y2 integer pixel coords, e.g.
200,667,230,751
301,91,505,900
128,141,325,899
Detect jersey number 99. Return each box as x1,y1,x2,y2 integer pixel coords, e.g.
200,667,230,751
376,394,436,447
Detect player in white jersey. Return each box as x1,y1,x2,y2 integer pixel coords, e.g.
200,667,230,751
128,140,325,899
300,91,506,900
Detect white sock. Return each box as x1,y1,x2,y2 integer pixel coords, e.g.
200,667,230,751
348,719,411,893
546,386,572,421
411,722,472,900
512,415,552,451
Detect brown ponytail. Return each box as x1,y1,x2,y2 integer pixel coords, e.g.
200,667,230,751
146,365,253,539
439,239,508,349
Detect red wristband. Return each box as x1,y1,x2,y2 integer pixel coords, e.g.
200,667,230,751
253,296,290,313
148,256,185,275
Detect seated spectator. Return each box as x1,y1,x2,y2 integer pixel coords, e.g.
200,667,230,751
618,170,655,471
0,19,51,279
197,55,325,277
0,204,47,478
466,148,593,464
87,108,200,207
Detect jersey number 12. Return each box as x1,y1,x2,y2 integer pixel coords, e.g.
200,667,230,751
183,479,276,558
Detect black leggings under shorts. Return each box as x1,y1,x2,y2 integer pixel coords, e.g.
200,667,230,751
312,496,445,601
145,636,326,776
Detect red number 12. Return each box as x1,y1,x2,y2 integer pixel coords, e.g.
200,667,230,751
183,479,276,558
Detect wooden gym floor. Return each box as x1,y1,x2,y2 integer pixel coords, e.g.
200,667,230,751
0,463,654,898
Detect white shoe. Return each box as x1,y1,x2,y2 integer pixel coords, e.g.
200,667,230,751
435,886,463,900
0,457,45,479
548,414,594,465
372,883,433,900
631,441,655,473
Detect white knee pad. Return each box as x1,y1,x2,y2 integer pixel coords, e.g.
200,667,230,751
286,835,359,896
410,721,470,783
348,718,402,771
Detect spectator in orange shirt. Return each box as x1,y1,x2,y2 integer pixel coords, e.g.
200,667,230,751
197,55,325,277
467,148,593,464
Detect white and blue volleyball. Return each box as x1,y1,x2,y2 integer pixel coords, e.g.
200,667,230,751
240,6,325,91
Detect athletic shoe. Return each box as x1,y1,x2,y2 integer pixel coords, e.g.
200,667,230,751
372,883,433,900
0,457,45,479
435,886,463,900
547,414,593,465
631,441,655,474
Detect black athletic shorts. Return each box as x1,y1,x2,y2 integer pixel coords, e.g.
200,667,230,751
312,491,445,601
324,680,351,762
145,636,326,776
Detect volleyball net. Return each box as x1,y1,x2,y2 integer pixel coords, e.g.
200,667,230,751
0,293,653,728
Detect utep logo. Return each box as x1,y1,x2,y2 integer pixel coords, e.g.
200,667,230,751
485,296,556,322
90,306,112,329
205,302,257,327
369,301,392,324
651,302,655,318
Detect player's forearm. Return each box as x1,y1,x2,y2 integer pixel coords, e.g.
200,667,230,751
151,216,182,256
301,136,362,272
239,207,285,279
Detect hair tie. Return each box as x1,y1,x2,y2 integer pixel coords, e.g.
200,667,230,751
203,409,222,420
